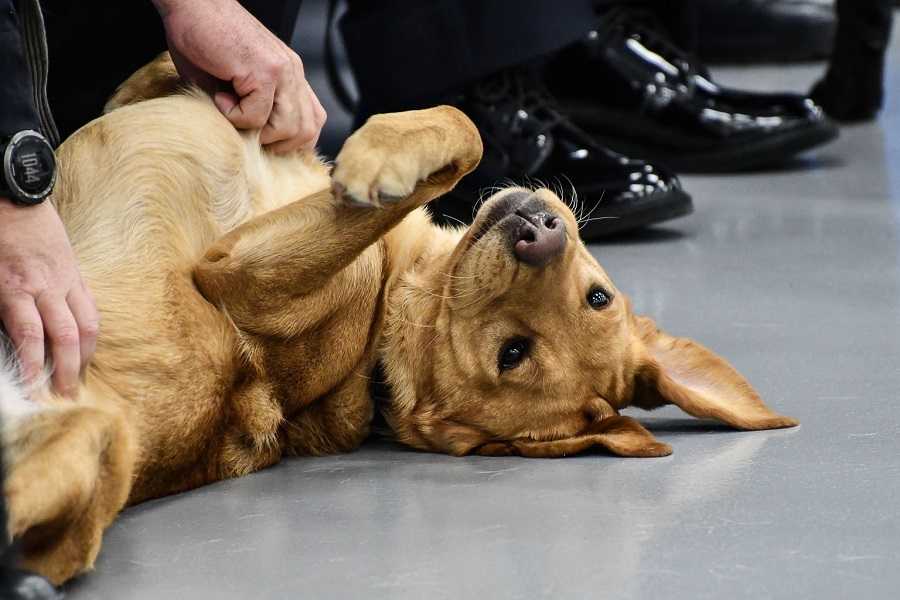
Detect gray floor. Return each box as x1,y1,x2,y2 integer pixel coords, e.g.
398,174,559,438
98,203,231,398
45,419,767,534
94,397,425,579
66,29,900,600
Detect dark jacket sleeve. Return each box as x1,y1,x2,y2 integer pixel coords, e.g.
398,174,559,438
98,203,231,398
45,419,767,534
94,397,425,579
0,0,41,138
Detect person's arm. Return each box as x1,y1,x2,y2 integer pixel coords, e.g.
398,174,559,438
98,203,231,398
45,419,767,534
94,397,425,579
0,0,42,137
0,0,99,398
151,0,327,152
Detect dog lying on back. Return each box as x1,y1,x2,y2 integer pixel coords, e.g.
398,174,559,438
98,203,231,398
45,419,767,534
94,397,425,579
0,54,797,585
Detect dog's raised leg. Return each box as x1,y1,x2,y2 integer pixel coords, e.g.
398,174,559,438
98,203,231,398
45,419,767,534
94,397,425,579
193,106,482,332
3,401,136,585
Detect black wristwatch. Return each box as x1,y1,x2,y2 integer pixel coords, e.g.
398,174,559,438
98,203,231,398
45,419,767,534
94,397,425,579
0,130,57,206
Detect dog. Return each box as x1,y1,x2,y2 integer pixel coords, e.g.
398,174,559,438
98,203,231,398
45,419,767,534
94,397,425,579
0,54,797,585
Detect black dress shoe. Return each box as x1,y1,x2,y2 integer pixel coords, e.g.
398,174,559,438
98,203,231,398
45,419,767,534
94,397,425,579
0,566,62,600
546,7,839,173
695,0,836,63
425,67,693,239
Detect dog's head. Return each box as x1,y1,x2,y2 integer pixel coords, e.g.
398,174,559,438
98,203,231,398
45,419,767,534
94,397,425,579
382,187,797,457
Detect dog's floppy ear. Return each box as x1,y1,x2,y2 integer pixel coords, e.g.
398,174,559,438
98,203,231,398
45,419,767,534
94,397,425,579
473,416,672,458
631,315,798,430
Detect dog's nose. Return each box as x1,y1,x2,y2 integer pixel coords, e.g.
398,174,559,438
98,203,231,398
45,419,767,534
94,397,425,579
512,209,566,266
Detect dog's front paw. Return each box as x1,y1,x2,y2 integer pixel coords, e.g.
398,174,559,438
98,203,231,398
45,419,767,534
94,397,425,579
331,125,425,208
331,106,482,208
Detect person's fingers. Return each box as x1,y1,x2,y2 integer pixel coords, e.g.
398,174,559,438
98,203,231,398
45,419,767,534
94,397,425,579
259,98,300,147
0,294,44,383
262,98,307,151
265,83,327,153
259,61,303,146
67,283,100,374
36,293,81,398
218,80,276,130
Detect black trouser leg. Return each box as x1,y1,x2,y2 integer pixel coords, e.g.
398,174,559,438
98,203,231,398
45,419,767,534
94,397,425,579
592,0,696,50
811,0,893,120
42,0,303,142
340,0,596,116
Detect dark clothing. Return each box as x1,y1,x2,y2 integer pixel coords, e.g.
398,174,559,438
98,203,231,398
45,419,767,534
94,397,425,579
42,1,167,143
0,0,302,144
812,0,893,120
340,0,695,117
340,0,597,116
0,0,44,141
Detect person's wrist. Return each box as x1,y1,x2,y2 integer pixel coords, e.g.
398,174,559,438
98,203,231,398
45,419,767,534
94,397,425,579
0,196,50,218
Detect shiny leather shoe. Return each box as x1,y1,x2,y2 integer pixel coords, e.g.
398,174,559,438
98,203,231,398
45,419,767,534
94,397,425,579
695,0,836,63
427,67,693,239
0,566,62,600
546,7,839,173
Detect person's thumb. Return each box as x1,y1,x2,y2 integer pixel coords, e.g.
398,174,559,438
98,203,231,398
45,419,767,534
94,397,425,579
214,90,240,119
215,85,274,130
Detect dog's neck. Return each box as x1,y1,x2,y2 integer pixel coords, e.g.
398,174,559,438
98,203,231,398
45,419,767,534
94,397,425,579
381,207,465,282
370,208,466,428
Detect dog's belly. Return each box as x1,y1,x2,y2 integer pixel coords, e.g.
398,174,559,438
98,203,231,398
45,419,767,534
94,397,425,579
48,91,379,502
120,245,383,502
84,269,239,502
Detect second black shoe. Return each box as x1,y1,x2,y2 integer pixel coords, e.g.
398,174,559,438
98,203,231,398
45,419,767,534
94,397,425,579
423,67,693,239
546,7,839,173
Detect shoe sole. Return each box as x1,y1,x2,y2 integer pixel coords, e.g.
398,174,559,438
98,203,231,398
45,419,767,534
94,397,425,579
593,121,840,173
430,187,694,240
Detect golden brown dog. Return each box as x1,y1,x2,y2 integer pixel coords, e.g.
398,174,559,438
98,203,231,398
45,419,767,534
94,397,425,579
0,54,797,585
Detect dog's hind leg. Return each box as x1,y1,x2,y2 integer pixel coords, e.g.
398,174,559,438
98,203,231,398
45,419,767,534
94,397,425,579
282,369,375,456
3,398,136,585
193,106,483,330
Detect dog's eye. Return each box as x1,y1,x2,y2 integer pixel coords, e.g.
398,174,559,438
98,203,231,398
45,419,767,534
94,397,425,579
498,337,530,372
587,287,611,310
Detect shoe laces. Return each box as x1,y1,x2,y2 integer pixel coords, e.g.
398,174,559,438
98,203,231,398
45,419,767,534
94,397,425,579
467,66,568,148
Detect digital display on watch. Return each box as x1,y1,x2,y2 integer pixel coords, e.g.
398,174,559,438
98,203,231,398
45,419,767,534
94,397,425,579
10,136,55,195
2,130,57,205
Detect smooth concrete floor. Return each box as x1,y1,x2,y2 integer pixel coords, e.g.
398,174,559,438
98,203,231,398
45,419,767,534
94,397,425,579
66,34,900,600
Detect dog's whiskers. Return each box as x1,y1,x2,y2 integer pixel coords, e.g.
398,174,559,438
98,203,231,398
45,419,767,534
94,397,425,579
441,213,468,228
575,190,606,230
440,271,479,280
577,216,619,228
420,283,489,301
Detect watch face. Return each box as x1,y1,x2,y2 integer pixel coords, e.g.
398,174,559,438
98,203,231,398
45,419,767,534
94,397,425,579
8,134,56,199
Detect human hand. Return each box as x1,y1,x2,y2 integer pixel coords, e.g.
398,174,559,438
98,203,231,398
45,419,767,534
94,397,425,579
0,199,99,398
152,0,327,153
